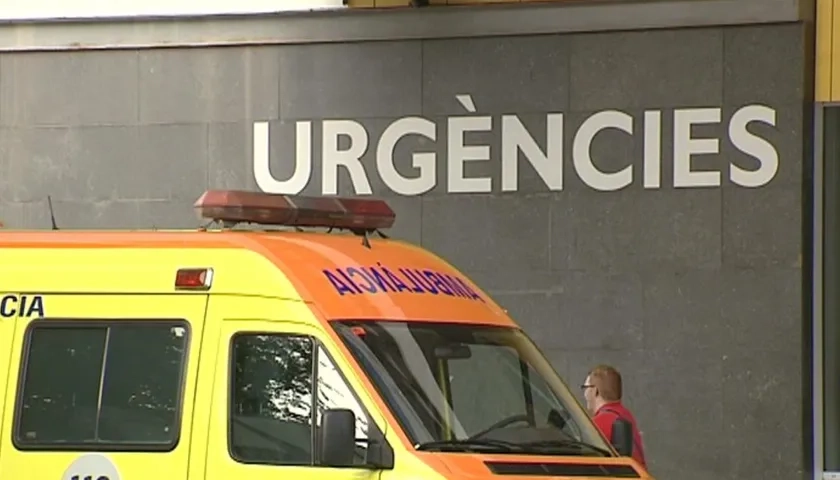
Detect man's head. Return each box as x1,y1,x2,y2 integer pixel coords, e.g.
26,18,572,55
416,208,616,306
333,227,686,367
582,364,622,414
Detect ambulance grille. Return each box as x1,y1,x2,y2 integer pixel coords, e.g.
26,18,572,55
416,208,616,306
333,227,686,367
484,461,641,478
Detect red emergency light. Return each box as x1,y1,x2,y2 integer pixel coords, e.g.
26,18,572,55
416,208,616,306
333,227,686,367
175,268,213,290
193,190,396,232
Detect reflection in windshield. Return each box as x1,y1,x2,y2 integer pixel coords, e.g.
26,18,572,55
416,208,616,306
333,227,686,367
333,321,611,456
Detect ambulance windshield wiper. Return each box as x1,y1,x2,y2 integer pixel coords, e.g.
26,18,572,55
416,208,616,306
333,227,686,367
415,438,524,453
517,439,612,457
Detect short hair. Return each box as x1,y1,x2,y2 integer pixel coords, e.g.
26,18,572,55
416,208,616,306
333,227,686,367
588,364,622,402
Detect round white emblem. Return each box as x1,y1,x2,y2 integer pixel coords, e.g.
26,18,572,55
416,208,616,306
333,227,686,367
61,454,121,480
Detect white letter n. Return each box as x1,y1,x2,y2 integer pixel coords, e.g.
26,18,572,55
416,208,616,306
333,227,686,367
501,114,563,192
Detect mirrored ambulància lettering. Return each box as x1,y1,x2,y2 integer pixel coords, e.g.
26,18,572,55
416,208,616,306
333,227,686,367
323,264,484,302
0,294,45,318
253,94,780,196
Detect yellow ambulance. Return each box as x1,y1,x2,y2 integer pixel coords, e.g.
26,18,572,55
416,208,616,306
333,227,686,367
0,190,653,480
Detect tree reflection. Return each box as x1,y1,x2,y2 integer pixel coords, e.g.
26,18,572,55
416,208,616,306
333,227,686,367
233,334,314,423
233,335,368,434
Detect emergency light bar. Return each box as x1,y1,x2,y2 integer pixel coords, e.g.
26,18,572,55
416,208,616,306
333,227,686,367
193,189,396,232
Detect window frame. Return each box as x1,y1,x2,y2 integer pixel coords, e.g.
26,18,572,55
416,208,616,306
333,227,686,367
12,318,192,453
226,331,382,468
817,103,840,480
816,102,826,480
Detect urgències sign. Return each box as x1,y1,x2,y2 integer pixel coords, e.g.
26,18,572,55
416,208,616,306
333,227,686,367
253,95,780,196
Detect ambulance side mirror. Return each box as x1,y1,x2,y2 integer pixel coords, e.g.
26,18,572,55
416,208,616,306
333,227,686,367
318,408,395,470
610,418,634,457
320,409,357,467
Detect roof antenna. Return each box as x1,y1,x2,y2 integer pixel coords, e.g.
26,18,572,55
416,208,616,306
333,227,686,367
46,196,59,230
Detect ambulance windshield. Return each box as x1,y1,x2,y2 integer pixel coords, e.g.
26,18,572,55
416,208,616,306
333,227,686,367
333,321,612,456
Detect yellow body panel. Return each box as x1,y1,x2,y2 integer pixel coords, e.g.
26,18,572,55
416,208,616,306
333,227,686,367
0,247,301,299
817,0,840,101
0,230,652,480
0,293,209,480
0,292,14,463
817,0,834,100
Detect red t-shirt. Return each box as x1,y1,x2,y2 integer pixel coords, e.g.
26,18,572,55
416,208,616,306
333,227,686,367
592,402,647,470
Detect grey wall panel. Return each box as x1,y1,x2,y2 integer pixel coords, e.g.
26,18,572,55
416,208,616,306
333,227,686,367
723,344,804,480
134,124,209,200
569,29,724,111
550,190,723,270
0,50,139,127
0,20,809,480
208,121,260,191
0,124,208,203
422,35,570,116
279,41,422,120
421,193,551,273
139,47,282,124
723,23,806,104
642,269,729,351
719,268,802,350
485,270,647,352
722,185,803,267
539,271,645,352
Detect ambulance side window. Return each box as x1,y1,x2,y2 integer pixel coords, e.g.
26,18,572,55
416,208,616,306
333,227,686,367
14,320,189,450
229,334,371,467
230,334,315,465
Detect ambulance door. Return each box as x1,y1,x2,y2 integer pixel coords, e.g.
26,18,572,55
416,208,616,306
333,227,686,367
0,293,208,480
205,319,383,480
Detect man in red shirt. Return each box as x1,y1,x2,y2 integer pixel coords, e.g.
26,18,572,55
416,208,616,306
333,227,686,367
582,364,648,470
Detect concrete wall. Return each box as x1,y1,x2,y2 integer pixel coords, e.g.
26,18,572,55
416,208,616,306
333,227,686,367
0,22,808,480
